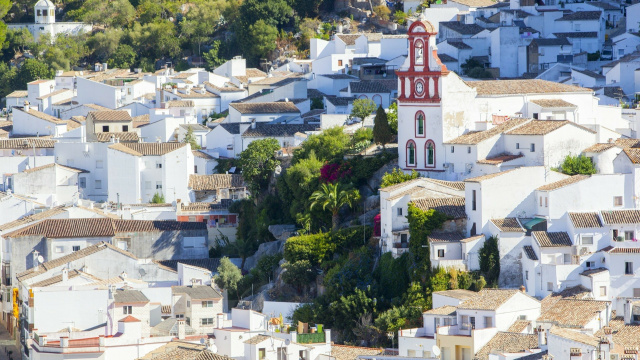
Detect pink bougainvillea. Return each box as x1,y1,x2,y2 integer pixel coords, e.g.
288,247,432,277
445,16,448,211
320,162,352,183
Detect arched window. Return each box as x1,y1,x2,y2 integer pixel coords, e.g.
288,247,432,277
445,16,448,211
372,94,382,106
415,40,424,65
358,95,368,99
425,140,435,167
406,141,416,167
415,111,425,137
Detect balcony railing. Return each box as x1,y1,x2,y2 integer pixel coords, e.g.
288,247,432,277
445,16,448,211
393,242,409,249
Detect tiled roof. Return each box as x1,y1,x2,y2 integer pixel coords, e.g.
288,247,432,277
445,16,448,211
549,327,599,346
349,81,392,93
475,332,538,360
614,138,640,150
156,258,221,273
30,269,81,287
87,110,132,122
569,212,603,228
506,120,595,136
537,175,590,191
243,123,317,137
595,317,640,348
602,247,640,254
119,315,141,322
95,132,139,142
325,96,355,106
458,289,522,310
166,100,195,108
230,102,300,114
250,76,301,87
411,197,466,218
573,68,605,79
440,21,485,35
85,104,112,111
114,219,206,232
523,245,538,260
6,90,27,98
137,342,230,360
582,143,618,153
150,318,196,337
428,230,465,242
188,174,245,191
0,206,66,231
336,34,362,45
172,285,223,299
447,40,472,49
433,289,477,300
477,154,523,165
36,88,71,100
192,150,214,159
425,178,466,191
465,168,518,182
437,54,458,62
18,107,65,124
533,231,572,247
331,345,388,360
132,114,150,128
600,210,640,224
508,320,532,333
622,148,640,164
423,305,457,315
465,79,591,95
22,163,89,174
580,267,608,277
179,124,209,132
553,32,598,38
17,242,137,281
244,335,272,345
172,72,197,79
556,10,602,21
114,289,149,303
491,218,525,232
530,99,576,108
108,142,188,156
204,82,244,92
531,38,571,46
161,305,171,314
445,117,530,144
181,201,233,211
538,299,608,328
0,138,56,150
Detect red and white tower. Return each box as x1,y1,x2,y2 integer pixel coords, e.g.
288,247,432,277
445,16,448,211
396,20,449,175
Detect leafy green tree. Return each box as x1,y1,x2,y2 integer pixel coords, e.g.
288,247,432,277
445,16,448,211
380,168,420,188
137,0,165,24
180,0,225,56
387,102,398,134
108,44,137,69
239,138,281,194
0,0,11,50
293,127,351,163
244,19,278,62
86,29,124,62
281,152,324,226
0,63,17,99
182,126,201,150
375,252,411,301
292,0,323,18
284,232,334,264
559,154,597,175
329,287,376,340
151,192,165,203
238,0,293,28
203,40,226,71
479,236,500,286
310,183,360,231
373,5,391,20
4,28,33,59
373,105,392,147
13,59,53,88
282,260,315,293
407,204,450,277
214,257,242,293
81,0,136,27
350,98,377,123
394,10,408,25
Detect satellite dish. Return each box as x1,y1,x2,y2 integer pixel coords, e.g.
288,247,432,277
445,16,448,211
121,272,128,279
285,339,291,346
200,338,206,344
37,255,44,263
432,345,441,357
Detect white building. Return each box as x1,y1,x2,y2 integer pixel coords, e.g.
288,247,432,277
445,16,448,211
6,0,92,41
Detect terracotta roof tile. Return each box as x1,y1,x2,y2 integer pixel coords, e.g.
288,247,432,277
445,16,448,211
113,220,206,232
569,212,603,228
614,138,640,149
533,231,572,247
477,153,524,165
119,315,141,322
108,142,188,156
428,230,465,242
446,117,531,145
192,150,214,159
440,21,485,35
95,132,139,142
580,267,608,277
423,305,457,315
506,120,595,136
538,299,608,328
156,258,221,273
137,342,230,360
244,334,272,345
465,168,518,182
132,114,150,128
166,100,195,108
530,99,577,108
30,269,81,287
508,320,532,333
114,289,149,303
188,174,245,191
583,143,619,153
601,210,640,224
465,79,591,95
6,90,28,98
537,175,590,191
458,289,522,310
0,206,66,231
331,345,388,360
411,197,466,218
433,289,477,300
22,163,88,174
523,245,538,260
18,107,65,124
491,218,525,232
475,332,538,360
622,148,640,164
230,102,300,114
549,327,599,346
181,201,233,211
595,318,640,348
0,138,55,149
336,34,362,45
349,81,392,93
172,285,222,299
36,88,72,100
603,247,640,254
87,110,132,122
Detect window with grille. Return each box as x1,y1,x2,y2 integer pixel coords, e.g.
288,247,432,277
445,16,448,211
123,306,132,314
201,318,214,326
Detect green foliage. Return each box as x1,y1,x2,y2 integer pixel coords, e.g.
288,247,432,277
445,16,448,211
215,257,242,293
387,102,398,134
394,10,408,25
310,182,360,231
293,127,351,163
343,152,398,189
559,154,597,175
214,158,240,174
310,97,324,110
14,59,53,88
587,51,601,61
203,40,226,71
282,260,316,292
239,138,281,194
479,236,500,286
373,5,391,20
375,305,421,333
375,252,411,302
373,105,392,147
461,58,492,79
407,204,450,277
281,152,324,227
291,303,316,324
108,44,137,69
350,98,377,122
0,63,17,100
254,253,282,283
380,168,420,188
182,125,201,150
284,232,335,265
150,192,165,203
80,0,136,27
329,287,376,340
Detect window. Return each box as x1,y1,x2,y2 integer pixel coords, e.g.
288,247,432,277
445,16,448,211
416,112,425,136
426,141,435,167
96,160,103,169
467,146,471,154
79,177,86,189
484,316,493,328
472,190,477,211
525,271,529,280
277,348,287,360
613,229,619,240
415,40,424,65
186,317,191,326
451,146,455,153
156,163,162,169
123,306,132,315
530,143,535,152
259,349,266,360
156,182,162,190
397,208,403,216
187,301,191,308
406,141,416,167
122,125,129,132
72,246,80,252
55,246,64,253
201,318,214,326
533,113,539,119
338,60,343,66
547,282,553,291
626,262,633,275
634,288,640,298
518,315,527,321
545,197,548,207
202,301,213,308
516,143,520,149
470,317,476,329
471,223,477,236
438,249,445,258
539,196,542,206
585,261,595,268
37,9,41,15
614,196,623,207
600,286,607,296
95,180,102,189
194,165,198,173
400,233,408,244
574,23,581,31
626,231,635,241
102,125,109,132
127,88,131,95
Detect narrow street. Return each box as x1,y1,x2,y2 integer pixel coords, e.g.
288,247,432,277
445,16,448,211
0,326,20,360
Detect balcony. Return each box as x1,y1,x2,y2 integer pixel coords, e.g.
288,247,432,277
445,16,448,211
393,242,409,249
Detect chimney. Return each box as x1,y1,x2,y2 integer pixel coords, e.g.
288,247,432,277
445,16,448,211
251,119,256,129
624,300,632,325
60,337,69,348
325,329,331,345
61,268,68,282
33,250,40,270
520,285,526,293
603,326,613,343
606,302,611,326
216,313,224,329
102,63,108,71
172,88,178,95
177,319,186,340
24,101,30,113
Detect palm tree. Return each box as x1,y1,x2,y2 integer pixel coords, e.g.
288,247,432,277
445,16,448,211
310,183,360,231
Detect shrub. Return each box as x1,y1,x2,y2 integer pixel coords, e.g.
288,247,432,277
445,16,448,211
380,168,420,188
559,154,597,175
284,233,335,264
320,162,353,183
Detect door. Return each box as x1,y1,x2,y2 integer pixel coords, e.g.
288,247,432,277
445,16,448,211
461,347,471,360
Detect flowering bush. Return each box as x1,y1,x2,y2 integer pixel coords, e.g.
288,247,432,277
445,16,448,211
320,162,352,183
